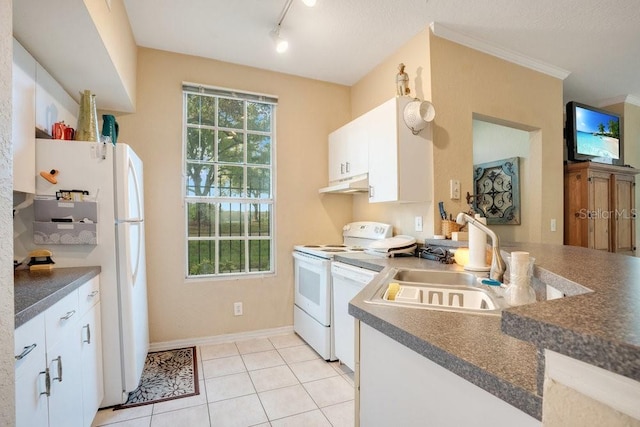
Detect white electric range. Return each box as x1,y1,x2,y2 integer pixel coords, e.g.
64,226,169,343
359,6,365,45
292,221,393,360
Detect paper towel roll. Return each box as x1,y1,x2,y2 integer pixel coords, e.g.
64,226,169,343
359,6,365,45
464,214,490,272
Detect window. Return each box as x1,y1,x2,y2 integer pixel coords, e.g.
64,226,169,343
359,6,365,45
183,84,276,278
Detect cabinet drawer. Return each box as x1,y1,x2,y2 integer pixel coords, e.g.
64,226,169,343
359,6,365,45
15,313,46,372
78,275,100,315
45,290,80,349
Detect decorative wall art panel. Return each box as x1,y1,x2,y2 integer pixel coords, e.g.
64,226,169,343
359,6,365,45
473,157,520,225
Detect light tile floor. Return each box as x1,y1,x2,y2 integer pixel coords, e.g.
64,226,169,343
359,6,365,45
92,333,355,427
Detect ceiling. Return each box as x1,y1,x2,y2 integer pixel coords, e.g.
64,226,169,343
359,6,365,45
123,0,640,107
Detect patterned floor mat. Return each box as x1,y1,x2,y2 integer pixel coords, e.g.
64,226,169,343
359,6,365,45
115,346,199,409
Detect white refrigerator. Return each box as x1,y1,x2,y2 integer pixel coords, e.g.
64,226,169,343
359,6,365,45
36,139,149,407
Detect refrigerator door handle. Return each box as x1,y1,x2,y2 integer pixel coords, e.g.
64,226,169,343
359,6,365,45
117,219,144,223
128,154,144,220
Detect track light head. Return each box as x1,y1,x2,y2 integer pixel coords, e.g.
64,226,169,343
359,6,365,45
271,25,289,53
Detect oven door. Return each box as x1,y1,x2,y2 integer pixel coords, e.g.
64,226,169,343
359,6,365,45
293,251,331,325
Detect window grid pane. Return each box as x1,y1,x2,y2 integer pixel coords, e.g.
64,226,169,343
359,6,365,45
184,90,274,277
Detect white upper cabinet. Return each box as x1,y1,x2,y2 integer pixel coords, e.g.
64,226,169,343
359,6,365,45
367,97,432,203
11,38,79,194
12,38,36,193
35,64,79,137
328,117,369,183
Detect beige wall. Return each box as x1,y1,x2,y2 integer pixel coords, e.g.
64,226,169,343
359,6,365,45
349,27,564,245
428,31,564,243
0,0,15,423
350,28,436,239
116,48,351,343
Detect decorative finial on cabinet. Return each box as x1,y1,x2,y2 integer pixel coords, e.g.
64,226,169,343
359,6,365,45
396,63,409,97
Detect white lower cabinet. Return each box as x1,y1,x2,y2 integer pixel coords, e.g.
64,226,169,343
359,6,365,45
358,323,540,427
14,313,48,427
15,275,103,427
80,289,104,427
47,303,83,427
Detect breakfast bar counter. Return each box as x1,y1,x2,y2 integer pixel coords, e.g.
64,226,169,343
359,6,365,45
341,242,640,422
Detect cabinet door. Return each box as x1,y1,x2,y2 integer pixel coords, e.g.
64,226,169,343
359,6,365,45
35,63,79,138
12,38,36,193
328,120,368,182
47,327,84,427
564,170,590,247
15,314,48,427
588,171,612,251
45,290,83,427
328,127,348,182
613,174,636,254
81,303,104,427
345,115,368,178
367,99,398,202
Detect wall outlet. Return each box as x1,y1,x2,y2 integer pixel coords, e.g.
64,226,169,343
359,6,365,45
414,216,423,232
450,179,461,200
234,302,243,316
550,218,557,232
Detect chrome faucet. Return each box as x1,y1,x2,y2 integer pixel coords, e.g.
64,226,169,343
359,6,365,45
456,212,506,283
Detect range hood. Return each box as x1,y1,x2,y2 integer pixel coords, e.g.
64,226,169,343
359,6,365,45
319,174,369,194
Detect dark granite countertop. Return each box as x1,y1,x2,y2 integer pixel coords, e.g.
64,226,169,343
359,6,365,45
341,243,640,421
14,266,101,328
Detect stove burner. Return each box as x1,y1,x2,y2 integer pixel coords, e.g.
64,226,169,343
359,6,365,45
303,245,322,248
350,248,365,251
325,244,347,248
322,248,348,252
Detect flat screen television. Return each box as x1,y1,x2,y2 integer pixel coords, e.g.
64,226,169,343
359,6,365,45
565,101,623,165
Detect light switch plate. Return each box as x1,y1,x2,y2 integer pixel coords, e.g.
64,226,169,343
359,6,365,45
415,216,423,232
450,179,461,200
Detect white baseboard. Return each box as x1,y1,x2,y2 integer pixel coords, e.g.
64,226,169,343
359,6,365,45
148,325,295,352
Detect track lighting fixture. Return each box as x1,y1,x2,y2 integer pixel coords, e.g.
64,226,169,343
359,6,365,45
271,0,318,53
271,25,289,53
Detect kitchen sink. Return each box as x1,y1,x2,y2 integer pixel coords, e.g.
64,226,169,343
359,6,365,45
364,268,507,316
391,269,477,286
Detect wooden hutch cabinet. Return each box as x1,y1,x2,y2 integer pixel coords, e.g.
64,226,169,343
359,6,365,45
564,162,639,255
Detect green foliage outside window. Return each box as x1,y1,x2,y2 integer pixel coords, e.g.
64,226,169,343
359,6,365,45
184,90,274,277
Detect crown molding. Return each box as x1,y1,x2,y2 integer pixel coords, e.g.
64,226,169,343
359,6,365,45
599,95,640,108
625,95,640,107
430,22,571,81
